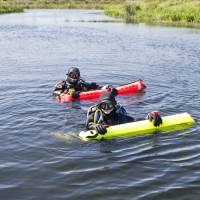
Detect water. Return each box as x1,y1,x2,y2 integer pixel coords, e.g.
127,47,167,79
0,9,200,200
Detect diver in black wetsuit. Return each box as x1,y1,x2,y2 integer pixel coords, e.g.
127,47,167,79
86,92,162,134
53,67,100,98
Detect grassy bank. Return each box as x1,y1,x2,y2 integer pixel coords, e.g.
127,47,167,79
104,0,200,27
1,0,200,28
17,0,110,9
0,0,24,14
0,0,121,11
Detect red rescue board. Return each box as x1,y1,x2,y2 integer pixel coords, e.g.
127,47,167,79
56,80,146,102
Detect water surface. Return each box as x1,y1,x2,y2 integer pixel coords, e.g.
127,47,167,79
0,9,200,200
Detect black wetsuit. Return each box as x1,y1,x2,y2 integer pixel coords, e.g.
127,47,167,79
86,105,134,130
54,79,99,95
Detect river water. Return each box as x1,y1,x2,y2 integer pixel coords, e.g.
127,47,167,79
0,9,200,200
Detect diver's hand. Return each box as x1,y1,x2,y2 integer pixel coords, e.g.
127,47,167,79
101,85,118,96
111,87,118,96
146,111,162,127
90,82,98,89
92,124,107,135
71,91,80,99
101,84,110,90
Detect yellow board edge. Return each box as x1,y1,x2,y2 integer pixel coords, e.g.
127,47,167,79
79,112,196,142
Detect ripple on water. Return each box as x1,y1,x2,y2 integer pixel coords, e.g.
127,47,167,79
0,9,200,200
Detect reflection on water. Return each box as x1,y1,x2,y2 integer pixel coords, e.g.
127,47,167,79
0,9,200,200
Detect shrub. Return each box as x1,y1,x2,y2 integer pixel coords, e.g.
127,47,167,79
124,3,140,23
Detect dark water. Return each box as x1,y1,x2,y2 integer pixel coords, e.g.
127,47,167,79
0,9,200,200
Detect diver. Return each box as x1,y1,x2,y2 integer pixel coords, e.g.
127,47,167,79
86,92,162,134
53,67,100,98
53,67,117,99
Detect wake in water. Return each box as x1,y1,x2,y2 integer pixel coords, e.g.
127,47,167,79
50,131,79,143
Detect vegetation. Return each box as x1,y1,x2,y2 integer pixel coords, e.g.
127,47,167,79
0,0,23,14
0,0,121,10
104,0,200,26
1,0,200,27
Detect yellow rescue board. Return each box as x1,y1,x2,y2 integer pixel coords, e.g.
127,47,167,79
79,112,195,141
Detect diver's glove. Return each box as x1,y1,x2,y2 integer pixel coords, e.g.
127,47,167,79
111,87,118,96
71,91,80,99
90,82,98,89
101,85,118,96
91,124,107,135
146,111,162,127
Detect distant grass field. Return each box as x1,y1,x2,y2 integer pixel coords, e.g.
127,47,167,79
1,0,200,28
0,0,121,10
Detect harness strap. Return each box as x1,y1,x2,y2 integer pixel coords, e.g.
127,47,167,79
94,109,103,124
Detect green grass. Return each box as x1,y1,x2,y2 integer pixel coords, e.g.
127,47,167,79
104,0,200,27
1,0,121,10
1,0,200,28
0,0,24,14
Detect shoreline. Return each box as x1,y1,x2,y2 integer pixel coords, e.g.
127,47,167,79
1,0,200,29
